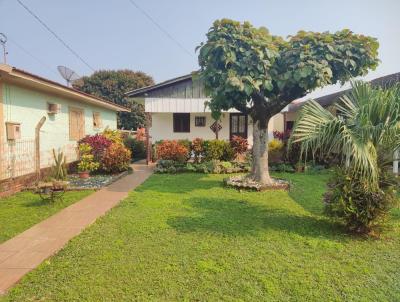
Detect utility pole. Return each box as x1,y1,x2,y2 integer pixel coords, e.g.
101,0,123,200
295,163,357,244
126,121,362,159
0,33,8,64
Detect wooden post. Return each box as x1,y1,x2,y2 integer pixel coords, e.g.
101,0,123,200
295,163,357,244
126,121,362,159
145,113,151,165
393,149,399,175
35,116,46,181
0,82,4,180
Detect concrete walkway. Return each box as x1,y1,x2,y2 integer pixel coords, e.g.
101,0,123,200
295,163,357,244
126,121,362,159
0,161,154,295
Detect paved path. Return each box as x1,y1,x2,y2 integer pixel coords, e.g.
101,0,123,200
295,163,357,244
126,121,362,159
0,162,154,295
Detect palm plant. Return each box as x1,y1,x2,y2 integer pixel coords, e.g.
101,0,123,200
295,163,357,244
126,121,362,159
290,81,400,189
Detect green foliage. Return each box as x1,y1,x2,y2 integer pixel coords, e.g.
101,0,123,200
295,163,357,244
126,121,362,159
204,139,234,161
51,149,67,180
73,70,154,130
124,136,146,159
155,159,249,174
324,168,398,234
291,82,400,188
198,19,379,121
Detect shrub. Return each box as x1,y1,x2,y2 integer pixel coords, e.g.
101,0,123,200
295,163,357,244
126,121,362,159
192,138,205,163
103,128,123,144
204,140,234,161
135,127,146,141
156,140,189,163
102,143,131,173
124,136,146,159
78,143,100,173
324,168,398,234
230,135,248,157
79,134,112,162
268,139,284,163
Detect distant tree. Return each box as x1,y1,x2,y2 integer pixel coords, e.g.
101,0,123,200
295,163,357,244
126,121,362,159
197,19,379,185
73,70,154,130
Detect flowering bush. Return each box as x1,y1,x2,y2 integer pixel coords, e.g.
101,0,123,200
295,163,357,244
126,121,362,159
79,134,112,162
230,135,248,157
102,143,132,173
156,140,189,163
192,138,204,163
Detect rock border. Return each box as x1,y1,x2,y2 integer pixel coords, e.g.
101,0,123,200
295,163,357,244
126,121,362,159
224,175,290,191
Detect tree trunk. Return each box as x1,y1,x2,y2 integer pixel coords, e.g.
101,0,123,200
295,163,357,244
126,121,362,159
250,118,274,185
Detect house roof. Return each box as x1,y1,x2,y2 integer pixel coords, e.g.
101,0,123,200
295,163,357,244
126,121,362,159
0,64,129,112
126,73,193,97
288,72,400,112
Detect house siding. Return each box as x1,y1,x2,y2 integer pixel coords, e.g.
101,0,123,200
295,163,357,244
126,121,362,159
150,112,284,145
0,82,117,180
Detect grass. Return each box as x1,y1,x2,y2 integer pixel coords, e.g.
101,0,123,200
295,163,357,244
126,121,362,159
2,172,400,301
0,190,93,243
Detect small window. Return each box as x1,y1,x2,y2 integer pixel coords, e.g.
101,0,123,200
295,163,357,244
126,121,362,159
195,116,206,127
173,113,190,133
93,112,102,128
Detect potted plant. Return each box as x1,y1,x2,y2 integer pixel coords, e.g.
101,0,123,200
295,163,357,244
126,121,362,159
77,143,99,178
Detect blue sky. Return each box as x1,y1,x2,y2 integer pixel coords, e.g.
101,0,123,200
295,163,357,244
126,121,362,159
1,0,399,98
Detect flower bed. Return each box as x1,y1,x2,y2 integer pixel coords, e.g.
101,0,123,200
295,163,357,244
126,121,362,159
224,175,290,191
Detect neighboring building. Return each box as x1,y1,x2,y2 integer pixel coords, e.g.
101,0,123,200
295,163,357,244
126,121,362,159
0,64,128,191
126,73,284,146
284,72,400,131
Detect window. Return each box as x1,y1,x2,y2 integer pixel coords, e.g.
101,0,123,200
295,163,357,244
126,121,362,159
93,112,102,128
195,116,206,127
173,113,190,132
69,107,85,140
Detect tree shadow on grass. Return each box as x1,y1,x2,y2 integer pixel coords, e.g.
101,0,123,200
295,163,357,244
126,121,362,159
167,197,345,240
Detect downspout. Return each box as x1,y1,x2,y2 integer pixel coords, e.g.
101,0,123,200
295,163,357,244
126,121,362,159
35,116,46,181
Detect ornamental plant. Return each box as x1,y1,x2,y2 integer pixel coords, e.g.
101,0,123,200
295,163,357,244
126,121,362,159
192,138,205,163
102,143,132,173
156,140,189,163
230,135,248,158
197,19,379,185
103,128,123,144
79,133,112,162
204,140,234,161
78,143,100,173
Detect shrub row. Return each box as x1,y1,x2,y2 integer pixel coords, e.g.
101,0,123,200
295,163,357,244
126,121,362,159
155,159,250,174
154,136,248,163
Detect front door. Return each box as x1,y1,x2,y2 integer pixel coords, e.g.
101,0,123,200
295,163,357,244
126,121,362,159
230,113,248,139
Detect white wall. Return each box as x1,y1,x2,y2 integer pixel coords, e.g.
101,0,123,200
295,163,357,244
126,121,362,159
150,112,284,146
1,83,118,176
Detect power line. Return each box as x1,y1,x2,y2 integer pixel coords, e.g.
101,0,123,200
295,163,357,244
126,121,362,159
8,37,60,78
126,0,193,58
16,0,95,72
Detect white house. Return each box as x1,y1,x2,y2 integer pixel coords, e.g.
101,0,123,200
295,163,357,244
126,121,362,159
126,74,285,145
0,64,128,195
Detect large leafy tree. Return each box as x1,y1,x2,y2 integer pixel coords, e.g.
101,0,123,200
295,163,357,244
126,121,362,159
73,70,154,130
197,19,379,185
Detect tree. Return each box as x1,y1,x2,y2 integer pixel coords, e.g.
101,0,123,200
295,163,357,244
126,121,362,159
73,70,154,130
291,82,400,233
197,19,379,185
291,81,400,189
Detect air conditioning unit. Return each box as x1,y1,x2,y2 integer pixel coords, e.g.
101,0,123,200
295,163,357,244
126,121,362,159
48,103,61,114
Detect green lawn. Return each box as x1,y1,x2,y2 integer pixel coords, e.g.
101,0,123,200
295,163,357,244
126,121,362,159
0,190,93,243
2,173,400,301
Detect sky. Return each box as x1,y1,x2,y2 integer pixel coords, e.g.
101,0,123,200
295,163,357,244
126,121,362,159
0,0,399,99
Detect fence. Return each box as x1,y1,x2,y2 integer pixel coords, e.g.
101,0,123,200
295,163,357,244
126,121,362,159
0,140,79,181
